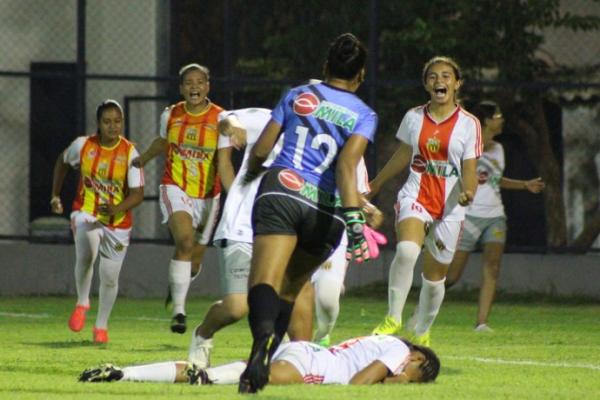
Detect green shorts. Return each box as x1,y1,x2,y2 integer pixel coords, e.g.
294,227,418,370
457,215,507,252
216,240,252,295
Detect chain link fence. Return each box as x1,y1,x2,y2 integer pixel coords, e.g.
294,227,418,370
1,0,599,249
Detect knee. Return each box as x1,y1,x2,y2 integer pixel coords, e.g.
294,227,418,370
175,236,195,255
484,262,501,280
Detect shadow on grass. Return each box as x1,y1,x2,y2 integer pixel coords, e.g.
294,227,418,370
22,341,181,351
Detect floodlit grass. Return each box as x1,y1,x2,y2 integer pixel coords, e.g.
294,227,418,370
1,294,599,399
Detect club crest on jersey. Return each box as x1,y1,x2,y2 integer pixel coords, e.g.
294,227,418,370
185,128,197,141
278,169,304,191
293,93,320,116
426,137,441,153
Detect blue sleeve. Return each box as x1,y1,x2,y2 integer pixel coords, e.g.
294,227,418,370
271,91,291,126
352,111,378,143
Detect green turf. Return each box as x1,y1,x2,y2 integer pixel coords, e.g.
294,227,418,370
1,295,599,399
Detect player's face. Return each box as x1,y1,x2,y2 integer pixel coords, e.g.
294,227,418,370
98,107,123,145
398,350,426,383
486,109,504,136
180,69,210,111
424,62,461,106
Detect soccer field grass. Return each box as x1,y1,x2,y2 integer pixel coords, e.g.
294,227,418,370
1,295,599,399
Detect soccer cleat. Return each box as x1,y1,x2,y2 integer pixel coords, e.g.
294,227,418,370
78,363,123,382
68,304,90,332
188,332,213,368
238,333,276,394
410,330,431,347
185,362,212,385
170,313,187,334
372,315,402,335
93,327,109,344
474,323,494,333
316,334,331,347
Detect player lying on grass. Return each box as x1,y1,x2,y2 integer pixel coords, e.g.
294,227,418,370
79,334,439,385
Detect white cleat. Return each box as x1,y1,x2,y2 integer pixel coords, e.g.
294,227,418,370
188,332,213,368
474,323,494,333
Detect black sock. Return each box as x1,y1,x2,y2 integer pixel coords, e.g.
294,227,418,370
247,284,280,341
274,298,294,340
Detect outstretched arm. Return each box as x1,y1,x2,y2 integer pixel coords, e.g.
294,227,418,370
50,151,71,214
500,176,545,193
132,137,168,168
244,119,281,183
368,141,412,198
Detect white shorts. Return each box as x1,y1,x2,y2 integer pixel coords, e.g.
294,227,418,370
273,341,329,384
396,196,463,264
311,236,347,288
159,184,221,245
70,211,130,262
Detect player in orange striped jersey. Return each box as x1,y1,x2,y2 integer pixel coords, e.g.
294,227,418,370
51,100,145,344
369,57,482,345
133,64,234,334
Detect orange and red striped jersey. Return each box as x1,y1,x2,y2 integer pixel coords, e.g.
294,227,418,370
159,101,225,198
397,104,482,220
66,135,143,229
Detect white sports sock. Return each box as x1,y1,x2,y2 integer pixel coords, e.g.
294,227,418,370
206,361,247,384
122,362,177,383
73,228,101,306
313,276,342,341
95,256,123,329
169,259,191,315
388,241,421,322
415,274,446,336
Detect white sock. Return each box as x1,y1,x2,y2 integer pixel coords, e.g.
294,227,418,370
169,259,191,315
122,362,177,383
313,276,342,341
388,241,421,322
415,274,446,336
206,361,247,384
95,256,123,329
73,228,100,306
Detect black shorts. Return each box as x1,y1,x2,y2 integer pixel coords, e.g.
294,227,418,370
252,167,345,259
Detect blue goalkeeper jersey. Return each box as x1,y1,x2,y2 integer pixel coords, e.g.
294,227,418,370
270,82,377,194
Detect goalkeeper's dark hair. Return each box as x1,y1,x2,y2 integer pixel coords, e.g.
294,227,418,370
95,99,123,123
400,338,441,383
325,33,367,80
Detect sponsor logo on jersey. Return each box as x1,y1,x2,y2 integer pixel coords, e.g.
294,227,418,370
173,144,212,161
278,169,304,191
411,155,459,178
83,177,121,195
293,93,320,116
478,170,489,184
293,93,358,131
426,137,441,153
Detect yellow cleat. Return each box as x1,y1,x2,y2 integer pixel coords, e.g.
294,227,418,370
372,315,402,335
410,330,431,347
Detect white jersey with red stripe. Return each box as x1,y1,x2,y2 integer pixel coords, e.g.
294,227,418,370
273,335,410,384
397,104,482,221
466,140,505,218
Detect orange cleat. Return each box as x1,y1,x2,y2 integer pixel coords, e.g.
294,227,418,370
68,304,90,332
93,327,109,344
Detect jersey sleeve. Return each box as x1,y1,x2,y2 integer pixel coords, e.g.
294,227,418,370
127,147,145,188
352,111,378,143
462,117,482,160
376,340,410,376
158,107,171,139
395,112,412,145
270,91,291,126
62,136,87,168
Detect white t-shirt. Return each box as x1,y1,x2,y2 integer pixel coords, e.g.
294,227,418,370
466,141,505,218
275,335,410,384
63,136,143,188
397,104,482,221
213,108,370,243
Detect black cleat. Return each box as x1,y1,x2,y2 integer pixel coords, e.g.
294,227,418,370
238,333,276,394
185,362,212,385
79,363,123,382
170,313,187,334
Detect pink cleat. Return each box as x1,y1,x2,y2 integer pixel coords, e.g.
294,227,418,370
93,327,109,344
68,304,90,332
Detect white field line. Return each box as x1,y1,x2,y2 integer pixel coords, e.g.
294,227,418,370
0,311,169,322
447,355,600,371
